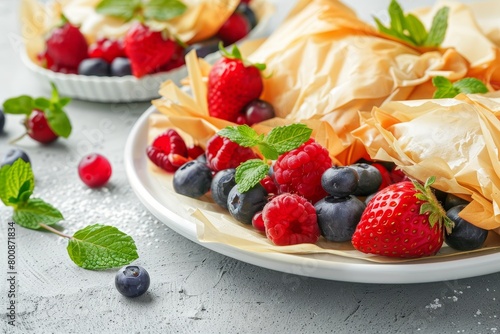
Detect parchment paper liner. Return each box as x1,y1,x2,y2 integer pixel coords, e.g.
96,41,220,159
147,0,500,262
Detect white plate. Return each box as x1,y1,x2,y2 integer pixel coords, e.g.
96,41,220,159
124,106,500,284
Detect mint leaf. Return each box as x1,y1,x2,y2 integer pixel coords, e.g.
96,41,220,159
96,0,141,21
375,0,449,47
218,125,262,147
425,7,449,47
453,78,488,94
144,0,187,21
13,198,63,229
405,14,427,45
33,97,51,110
265,124,312,155
257,142,279,160
45,105,72,138
67,224,139,270
2,95,33,115
0,159,34,207
432,76,488,98
235,159,270,193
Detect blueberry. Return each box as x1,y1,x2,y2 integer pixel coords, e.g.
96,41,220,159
115,265,150,298
0,108,5,133
110,57,132,77
211,169,236,210
444,193,469,211
1,148,30,167
236,3,257,29
78,58,110,76
445,205,488,251
315,195,365,242
173,160,213,198
227,183,268,225
349,163,382,196
184,37,221,58
321,166,359,197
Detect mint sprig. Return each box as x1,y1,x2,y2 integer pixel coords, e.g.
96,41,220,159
0,159,139,270
432,76,488,98
374,0,449,47
96,0,187,22
218,124,312,192
3,83,72,139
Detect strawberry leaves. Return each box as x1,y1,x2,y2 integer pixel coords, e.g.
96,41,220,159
96,0,187,22
375,0,449,47
218,123,312,192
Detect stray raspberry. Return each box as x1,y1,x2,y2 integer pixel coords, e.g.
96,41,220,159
273,139,332,203
263,193,320,246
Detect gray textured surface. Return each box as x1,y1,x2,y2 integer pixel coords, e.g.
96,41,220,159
1,0,500,333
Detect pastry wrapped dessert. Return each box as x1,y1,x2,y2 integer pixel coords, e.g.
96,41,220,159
147,0,500,261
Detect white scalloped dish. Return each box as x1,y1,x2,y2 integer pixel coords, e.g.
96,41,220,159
21,2,273,103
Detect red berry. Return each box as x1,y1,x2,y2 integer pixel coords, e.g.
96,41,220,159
187,145,205,159
370,162,393,191
217,12,250,45
157,42,186,72
27,110,58,144
207,46,263,122
205,134,257,172
259,175,277,194
243,99,275,125
252,211,266,232
263,193,320,246
45,23,88,72
78,153,112,188
352,178,451,258
124,23,177,77
146,129,188,172
273,139,332,203
88,38,126,63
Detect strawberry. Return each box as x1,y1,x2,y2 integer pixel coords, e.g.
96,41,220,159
351,177,453,258
44,22,88,72
207,45,265,122
124,22,177,78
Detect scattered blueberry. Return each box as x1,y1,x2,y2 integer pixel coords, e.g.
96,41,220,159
0,108,5,132
78,58,110,76
184,37,222,58
444,193,469,211
242,99,275,125
110,57,132,77
173,160,213,198
315,195,366,242
227,183,268,225
211,169,237,210
1,148,31,167
445,204,488,251
236,3,257,29
349,163,382,196
115,265,150,298
321,166,359,197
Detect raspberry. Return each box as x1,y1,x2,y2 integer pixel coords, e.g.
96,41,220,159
263,193,320,246
205,134,257,172
146,129,188,172
259,175,277,195
273,139,332,203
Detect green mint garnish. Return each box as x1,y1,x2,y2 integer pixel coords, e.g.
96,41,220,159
374,0,449,47
218,123,312,192
0,159,139,270
96,0,187,22
67,224,139,270
432,76,488,98
3,82,72,139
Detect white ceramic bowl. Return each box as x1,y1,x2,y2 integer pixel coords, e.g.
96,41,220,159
21,4,273,103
